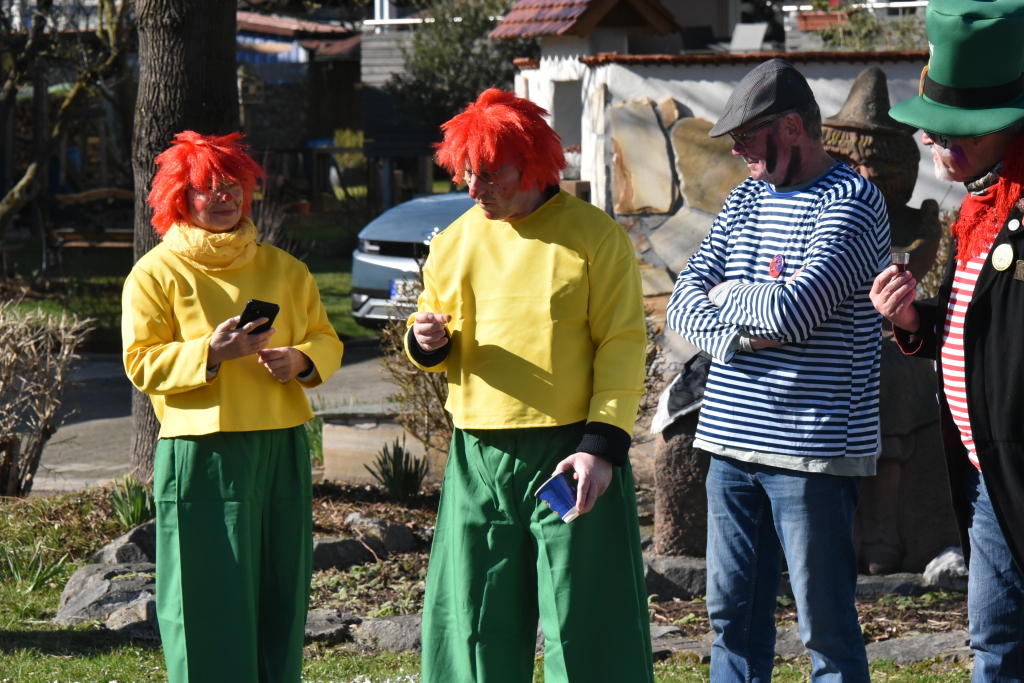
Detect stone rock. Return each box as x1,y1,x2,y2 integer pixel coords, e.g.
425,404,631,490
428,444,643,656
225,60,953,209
55,563,156,625
305,609,362,644
313,536,383,571
654,413,709,556
649,624,711,663
671,117,750,215
924,547,969,593
648,207,715,276
639,265,676,297
650,624,683,639
644,555,707,601
855,573,926,599
384,524,418,554
774,625,806,659
865,630,971,665
89,520,156,564
345,512,417,554
658,97,692,129
105,595,159,640
609,99,676,215
354,613,422,653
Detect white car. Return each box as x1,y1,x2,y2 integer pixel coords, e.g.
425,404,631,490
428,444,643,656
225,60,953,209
351,193,475,327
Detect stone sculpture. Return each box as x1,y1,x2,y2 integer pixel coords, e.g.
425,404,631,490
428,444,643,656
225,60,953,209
822,66,958,573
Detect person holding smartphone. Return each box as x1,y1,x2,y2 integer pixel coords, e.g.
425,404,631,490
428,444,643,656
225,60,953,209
407,89,653,683
122,131,343,683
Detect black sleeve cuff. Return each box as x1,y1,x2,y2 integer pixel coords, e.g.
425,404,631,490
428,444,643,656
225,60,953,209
406,325,450,368
576,422,631,467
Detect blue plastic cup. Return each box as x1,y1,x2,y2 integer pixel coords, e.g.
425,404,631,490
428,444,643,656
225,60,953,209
534,471,580,523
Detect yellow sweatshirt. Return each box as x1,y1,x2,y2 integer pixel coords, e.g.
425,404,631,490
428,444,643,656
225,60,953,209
123,236,343,438
404,190,647,434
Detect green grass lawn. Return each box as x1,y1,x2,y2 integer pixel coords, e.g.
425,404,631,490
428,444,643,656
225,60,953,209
311,264,377,340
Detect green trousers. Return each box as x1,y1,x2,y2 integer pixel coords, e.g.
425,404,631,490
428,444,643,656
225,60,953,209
153,427,313,683
422,423,654,683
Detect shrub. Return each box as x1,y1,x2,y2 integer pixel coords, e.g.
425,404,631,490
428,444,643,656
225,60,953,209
365,436,429,503
110,475,156,530
0,304,92,497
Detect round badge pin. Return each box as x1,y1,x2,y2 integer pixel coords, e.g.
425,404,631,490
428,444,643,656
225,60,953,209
1009,219,1021,232
769,254,785,278
992,243,1014,271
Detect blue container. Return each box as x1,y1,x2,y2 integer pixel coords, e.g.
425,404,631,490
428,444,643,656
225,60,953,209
534,471,580,523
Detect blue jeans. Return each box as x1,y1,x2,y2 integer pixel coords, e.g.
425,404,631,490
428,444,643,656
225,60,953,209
706,455,868,683
965,466,1024,683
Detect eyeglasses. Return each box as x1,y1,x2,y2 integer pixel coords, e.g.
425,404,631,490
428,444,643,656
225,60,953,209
460,158,520,186
728,115,784,146
190,181,243,200
923,131,953,149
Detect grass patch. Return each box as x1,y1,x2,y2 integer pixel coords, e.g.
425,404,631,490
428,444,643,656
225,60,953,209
311,264,377,340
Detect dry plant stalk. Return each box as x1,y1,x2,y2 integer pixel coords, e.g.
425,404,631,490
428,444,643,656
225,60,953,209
0,303,92,497
633,310,665,449
918,208,954,301
379,267,453,463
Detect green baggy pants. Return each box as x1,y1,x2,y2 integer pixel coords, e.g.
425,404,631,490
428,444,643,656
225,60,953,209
153,427,313,683
422,423,654,683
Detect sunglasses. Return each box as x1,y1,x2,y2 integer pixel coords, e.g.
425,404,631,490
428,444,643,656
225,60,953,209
728,115,783,146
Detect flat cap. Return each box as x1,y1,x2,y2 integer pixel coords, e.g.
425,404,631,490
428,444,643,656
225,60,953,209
709,58,816,138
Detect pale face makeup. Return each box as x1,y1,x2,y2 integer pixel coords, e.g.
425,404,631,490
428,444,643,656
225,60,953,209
186,180,244,232
922,131,1011,183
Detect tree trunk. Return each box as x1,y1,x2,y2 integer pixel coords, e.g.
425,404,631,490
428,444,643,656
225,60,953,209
654,412,710,556
130,0,239,481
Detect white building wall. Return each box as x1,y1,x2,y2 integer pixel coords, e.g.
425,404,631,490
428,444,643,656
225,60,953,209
523,55,966,214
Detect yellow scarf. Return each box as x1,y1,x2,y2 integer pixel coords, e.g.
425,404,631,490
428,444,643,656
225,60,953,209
161,217,258,271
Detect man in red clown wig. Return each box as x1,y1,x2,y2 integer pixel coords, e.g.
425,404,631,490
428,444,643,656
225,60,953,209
406,88,654,683
122,131,343,683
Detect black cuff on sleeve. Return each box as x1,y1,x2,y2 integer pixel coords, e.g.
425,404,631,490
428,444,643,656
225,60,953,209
576,422,631,467
406,325,450,368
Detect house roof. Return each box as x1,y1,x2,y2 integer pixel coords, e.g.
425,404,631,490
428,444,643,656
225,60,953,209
489,0,680,40
576,50,930,67
236,10,353,38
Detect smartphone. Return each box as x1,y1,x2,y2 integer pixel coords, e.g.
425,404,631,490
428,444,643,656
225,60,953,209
236,299,280,335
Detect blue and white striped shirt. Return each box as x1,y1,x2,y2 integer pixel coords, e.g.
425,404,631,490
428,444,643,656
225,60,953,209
666,164,890,459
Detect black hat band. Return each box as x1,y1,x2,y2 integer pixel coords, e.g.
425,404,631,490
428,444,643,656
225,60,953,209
924,72,1024,109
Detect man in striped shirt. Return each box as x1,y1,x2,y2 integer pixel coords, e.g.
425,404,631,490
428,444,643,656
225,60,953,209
871,1,1024,679
667,59,890,683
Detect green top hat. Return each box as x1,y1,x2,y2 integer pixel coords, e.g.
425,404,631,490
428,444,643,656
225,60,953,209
889,0,1024,138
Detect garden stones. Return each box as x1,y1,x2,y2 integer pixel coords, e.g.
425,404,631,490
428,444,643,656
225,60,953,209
88,519,156,564
305,609,363,644
54,562,156,625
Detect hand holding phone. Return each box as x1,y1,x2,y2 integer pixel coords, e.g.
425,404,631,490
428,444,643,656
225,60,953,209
236,299,280,335
207,300,280,368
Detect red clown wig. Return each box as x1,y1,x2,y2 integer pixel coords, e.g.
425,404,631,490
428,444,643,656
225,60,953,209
148,131,265,236
435,88,565,191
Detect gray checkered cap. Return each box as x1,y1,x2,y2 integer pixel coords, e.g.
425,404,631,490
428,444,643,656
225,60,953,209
708,58,816,138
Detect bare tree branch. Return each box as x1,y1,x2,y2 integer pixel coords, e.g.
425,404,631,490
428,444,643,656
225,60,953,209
0,1,133,241
0,0,55,129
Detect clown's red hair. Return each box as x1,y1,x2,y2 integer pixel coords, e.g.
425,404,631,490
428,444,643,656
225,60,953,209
435,89,565,191
148,131,265,236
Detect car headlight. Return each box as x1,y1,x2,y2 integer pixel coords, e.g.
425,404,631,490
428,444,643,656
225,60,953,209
351,293,370,309
358,239,380,254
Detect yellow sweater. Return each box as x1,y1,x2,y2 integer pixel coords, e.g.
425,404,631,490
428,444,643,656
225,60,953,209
123,239,343,438
405,191,647,434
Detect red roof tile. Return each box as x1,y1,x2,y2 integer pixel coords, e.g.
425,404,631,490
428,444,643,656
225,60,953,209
237,11,353,38
490,0,678,39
